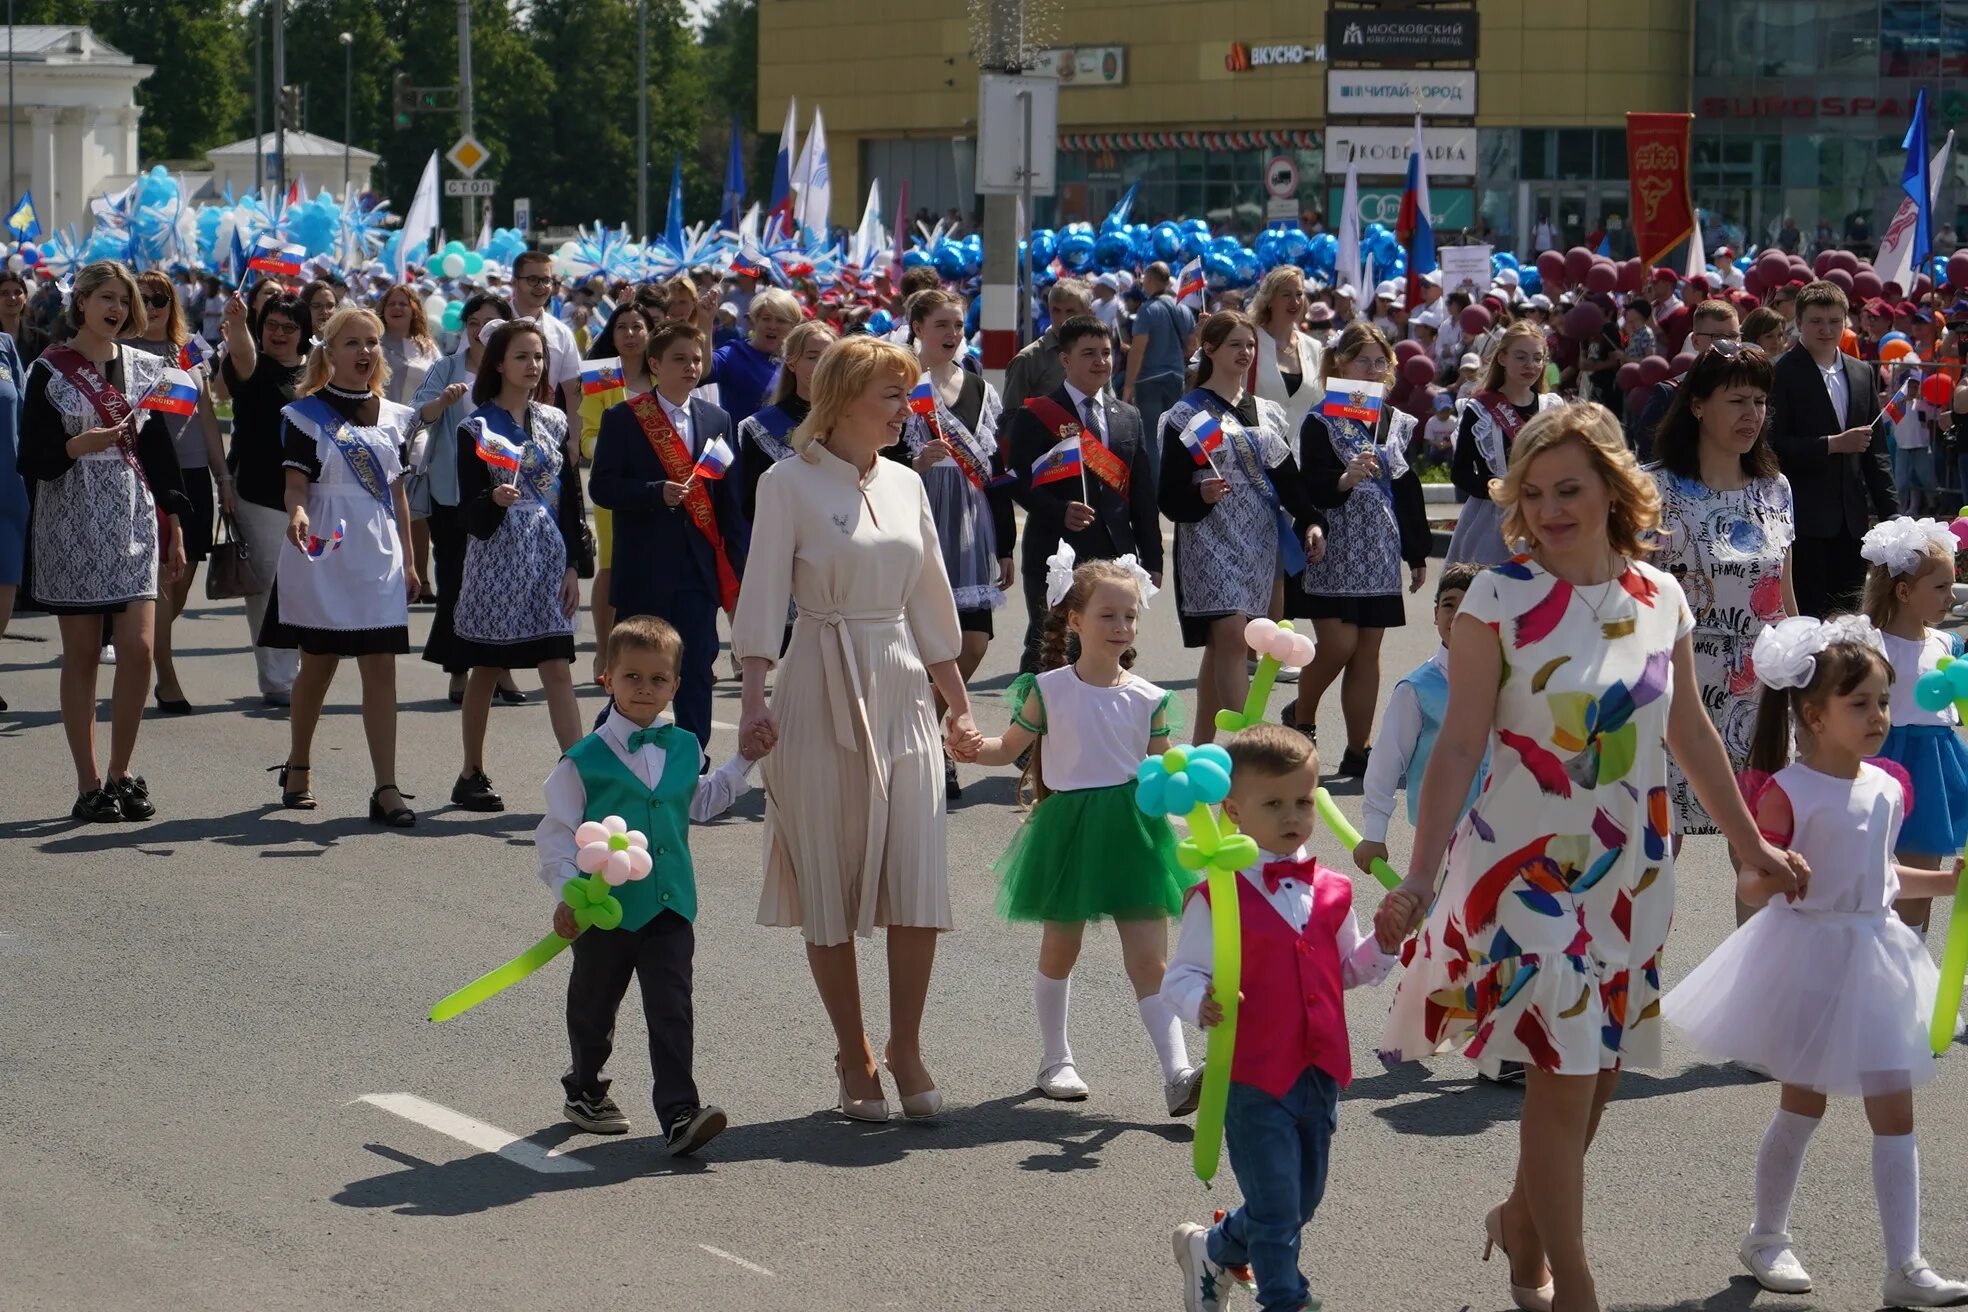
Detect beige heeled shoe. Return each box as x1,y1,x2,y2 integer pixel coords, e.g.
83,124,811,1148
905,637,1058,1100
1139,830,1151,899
835,1058,888,1123
882,1050,943,1120
1484,1204,1555,1312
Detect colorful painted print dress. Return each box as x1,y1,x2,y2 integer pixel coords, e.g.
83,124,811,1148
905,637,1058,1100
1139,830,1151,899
1380,555,1694,1075
1647,468,1794,835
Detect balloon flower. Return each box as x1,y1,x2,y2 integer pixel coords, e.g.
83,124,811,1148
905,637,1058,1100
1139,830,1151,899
1136,743,1255,1186
1313,789,1399,892
1913,653,1968,1055
428,817,653,1022
1214,618,1317,734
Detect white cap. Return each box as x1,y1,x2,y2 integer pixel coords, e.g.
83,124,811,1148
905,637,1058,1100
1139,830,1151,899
1422,270,1443,286
1530,293,1553,310
1412,303,1446,328
1336,283,1357,300
1115,270,1135,291
1093,272,1119,290
1459,352,1481,371
1375,279,1399,300
1495,268,1521,287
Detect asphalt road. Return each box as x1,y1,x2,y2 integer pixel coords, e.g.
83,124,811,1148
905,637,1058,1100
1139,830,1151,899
2,553,1963,1312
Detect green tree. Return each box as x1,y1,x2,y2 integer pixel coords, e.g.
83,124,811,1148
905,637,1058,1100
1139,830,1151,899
278,0,399,194
697,0,763,216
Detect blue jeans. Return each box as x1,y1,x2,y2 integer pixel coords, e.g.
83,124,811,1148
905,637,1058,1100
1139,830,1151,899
1208,1065,1340,1311
1133,373,1184,471
1895,445,1937,516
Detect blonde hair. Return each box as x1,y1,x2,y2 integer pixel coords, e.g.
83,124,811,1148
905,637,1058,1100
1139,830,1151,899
1863,538,1956,629
1480,320,1551,394
768,320,836,408
791,335,919,454
1249,266,1306,329
1494,402,1661,559
748,286,801,326
300,306,390,399
1316,321,1396,391
68,260,146,337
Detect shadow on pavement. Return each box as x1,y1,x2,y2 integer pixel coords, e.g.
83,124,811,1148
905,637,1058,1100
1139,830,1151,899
0,803,542,853
1346,1061,1765,1137
1613,1274,1815,1311
333,1093,1187,1217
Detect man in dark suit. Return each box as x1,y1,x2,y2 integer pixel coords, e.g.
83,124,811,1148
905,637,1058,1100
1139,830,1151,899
1769,280,1897,618
1005,314,1163,672
590,321,747,750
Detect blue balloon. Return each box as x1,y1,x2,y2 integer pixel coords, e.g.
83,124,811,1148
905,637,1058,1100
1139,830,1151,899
933,243,968,280
1491,252,1520,273
1027,228,1056,271
1519,268,1543,295
1230,246,1259,286
1150,222,1182,263
1093,232,1132,271
901,247,932,270
1915,670,1956,713
1202,250,1236,286
1056,225,1095,271
1279,227,1310,262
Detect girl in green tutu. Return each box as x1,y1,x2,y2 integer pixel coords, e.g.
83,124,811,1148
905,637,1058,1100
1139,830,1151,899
972,545,1202,1115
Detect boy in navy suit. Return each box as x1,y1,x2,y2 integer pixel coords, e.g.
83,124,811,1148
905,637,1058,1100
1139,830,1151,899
590,321,748,751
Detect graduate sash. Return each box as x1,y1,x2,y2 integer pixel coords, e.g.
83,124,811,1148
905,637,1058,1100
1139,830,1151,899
289,393,391,507
632,393,741,614
1024,395,1128,498
1181,388,1305,575
749,404,799,463
913,395,1000,493
44,344,166,533
1471,389,1530,477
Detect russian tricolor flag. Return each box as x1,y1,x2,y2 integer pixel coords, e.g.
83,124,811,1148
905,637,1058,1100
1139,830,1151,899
1176,257,1206,308
1029,435,1083,487
178,336,212,372
474,426,525,472
731,232,768,280
1177,410,1225,467
580,356,624,396
139,367,199,417
1395,114,1436,311
691,435,735,481
1884,375,1915,424
247,234,305,278
1321,378,1386,425
909,375,937,416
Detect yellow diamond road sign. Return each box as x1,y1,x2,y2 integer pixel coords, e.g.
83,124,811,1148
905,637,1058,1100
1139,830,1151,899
446,134,489,177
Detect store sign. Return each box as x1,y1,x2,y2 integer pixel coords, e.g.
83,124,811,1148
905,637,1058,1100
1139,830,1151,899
1696,91,1967,121
1032,46,1127,87
1327,71,1476,117
1326,6,1479,62
1330,186,1475,232
1225,41,1327,72
1326,126,1477,176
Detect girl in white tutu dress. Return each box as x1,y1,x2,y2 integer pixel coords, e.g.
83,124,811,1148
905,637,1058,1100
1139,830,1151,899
1663,614,1968,1308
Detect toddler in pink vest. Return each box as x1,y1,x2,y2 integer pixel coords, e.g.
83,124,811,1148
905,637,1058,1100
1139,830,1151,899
1161,725,1402,1312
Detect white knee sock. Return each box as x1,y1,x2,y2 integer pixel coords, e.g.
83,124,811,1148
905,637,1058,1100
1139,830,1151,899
1035,972,1073,1070
1873,1132,1922,1273
1137,994,1190,1083
1751,1109,1819,1242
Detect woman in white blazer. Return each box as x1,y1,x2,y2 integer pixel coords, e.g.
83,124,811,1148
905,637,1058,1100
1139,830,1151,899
1244,266,1325,655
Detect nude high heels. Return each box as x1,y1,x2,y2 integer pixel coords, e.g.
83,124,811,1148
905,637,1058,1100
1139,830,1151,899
835,1058,888,1123
882,1049,943,1120
1484,1204,1556,1312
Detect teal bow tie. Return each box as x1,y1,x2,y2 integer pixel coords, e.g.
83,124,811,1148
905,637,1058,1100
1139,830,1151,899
627,723,678,752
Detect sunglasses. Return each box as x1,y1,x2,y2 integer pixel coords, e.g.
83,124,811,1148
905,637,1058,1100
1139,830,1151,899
143,294,171,308
1700,338,1748,361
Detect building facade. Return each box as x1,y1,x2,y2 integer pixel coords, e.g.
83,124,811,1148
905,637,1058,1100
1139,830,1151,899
0,27,151,235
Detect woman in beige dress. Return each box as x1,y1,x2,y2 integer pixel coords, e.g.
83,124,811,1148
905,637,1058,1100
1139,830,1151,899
735,335,984,1123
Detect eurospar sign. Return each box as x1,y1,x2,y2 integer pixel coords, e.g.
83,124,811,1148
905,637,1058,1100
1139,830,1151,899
1226,41,1328,71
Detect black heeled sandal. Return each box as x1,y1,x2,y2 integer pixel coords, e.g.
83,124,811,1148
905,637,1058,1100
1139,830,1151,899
269,762,317,810
495,682,529,705
369,784,417,828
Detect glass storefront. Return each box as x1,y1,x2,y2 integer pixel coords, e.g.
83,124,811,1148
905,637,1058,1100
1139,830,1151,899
1692,0,1968,256
1045,134,1322,234
1478,128,1631,255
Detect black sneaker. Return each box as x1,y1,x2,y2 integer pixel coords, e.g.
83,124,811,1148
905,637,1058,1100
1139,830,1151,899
451,770,504,812
945,756,962,801
71,787,121,823
1335,745,1370,778
563,1093,631,1134
1279,702,1316,744
665,1104,728,1156
110,775,155,821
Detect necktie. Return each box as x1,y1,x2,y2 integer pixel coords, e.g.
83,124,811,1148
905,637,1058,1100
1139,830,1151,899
1261,858,1319,895
627,723,677,753
1082,395,1101,442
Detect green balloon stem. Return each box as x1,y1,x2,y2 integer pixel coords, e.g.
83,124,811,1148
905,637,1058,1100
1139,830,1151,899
1187,803,1223,850
1315,787,1400,891
429,931,573,1023
1193,857,1242,1185
1241,655,1281,729
1932,855,1968,1056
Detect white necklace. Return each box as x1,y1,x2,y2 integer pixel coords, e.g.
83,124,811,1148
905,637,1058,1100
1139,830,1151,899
325,382,369,400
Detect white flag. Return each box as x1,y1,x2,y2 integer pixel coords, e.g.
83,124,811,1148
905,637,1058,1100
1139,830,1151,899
1684,211,1706,280
793,107,831,242
852,178,884,272
1336,163,1362,294
1877,130,1955,292
396,151,440,281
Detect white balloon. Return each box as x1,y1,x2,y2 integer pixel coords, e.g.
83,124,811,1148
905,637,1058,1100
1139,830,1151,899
5,254,21,274
1285,633,1318,667
1244,618,1281,647
573,820,611,848
575,843,608,874
423,294,447,323
602,850,633,885
625,847,654,881
602,814,628,834
441,252,466,278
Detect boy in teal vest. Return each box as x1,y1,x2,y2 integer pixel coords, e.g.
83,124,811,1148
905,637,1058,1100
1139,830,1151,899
534,615,758,1155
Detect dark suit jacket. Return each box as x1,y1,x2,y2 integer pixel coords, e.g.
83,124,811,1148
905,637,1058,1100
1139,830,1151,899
589,394,748,613
1006,385,1163,574
1769,346,1896,540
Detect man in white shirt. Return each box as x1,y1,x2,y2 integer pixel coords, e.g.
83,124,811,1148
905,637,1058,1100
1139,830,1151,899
512,250,584,458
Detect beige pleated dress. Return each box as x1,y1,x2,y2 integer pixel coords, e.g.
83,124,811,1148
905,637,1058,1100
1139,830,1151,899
733,442,963,946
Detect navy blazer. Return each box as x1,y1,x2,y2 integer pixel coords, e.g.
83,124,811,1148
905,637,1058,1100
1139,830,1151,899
589,394,748,613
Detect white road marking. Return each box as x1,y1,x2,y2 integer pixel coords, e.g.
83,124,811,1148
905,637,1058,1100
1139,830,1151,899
698,1244,775,1277
356,1093,593,1175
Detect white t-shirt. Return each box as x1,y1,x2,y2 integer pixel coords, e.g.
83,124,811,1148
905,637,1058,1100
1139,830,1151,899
520,307,579,391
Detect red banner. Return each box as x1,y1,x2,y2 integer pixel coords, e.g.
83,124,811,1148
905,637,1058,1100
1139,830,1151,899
1626,112,1696,269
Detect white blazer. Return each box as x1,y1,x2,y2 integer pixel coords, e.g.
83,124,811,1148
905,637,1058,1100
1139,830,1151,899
1250,327,1323,436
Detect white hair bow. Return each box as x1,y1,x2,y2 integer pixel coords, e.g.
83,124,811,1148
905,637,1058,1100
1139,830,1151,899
1859,515,1955,578
1751,614,1883,691
1043,540,1078,611
476,317,509,347
1112,553,1159,609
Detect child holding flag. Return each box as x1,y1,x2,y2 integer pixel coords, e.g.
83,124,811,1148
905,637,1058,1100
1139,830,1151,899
590,320,746,753
1162,725,1400,1312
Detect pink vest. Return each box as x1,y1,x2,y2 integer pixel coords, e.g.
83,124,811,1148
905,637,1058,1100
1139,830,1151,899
1197,864,1355,1097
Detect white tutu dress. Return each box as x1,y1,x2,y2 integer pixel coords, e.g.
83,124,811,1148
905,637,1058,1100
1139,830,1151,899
1663,760,1939,1097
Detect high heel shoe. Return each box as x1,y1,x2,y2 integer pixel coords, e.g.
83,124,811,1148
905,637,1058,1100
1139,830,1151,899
495,681,528,705
268,762,316,810
834,1057,888,1123
882,1049,943,1120
368,784,417,828
1483,1204,1555,1312
153,686,193,715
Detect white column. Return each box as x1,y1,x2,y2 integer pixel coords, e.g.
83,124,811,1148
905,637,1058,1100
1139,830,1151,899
29,108,55,231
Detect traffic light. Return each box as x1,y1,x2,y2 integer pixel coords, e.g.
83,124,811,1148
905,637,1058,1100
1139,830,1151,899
279,84,302,131
393,73,413,130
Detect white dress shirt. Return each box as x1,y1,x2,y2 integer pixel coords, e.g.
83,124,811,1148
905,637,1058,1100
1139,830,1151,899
534,707,754,895
1819,356,1850,428
1160,845,1398,1027
658,392,696,453
527,309,580,391
1063,380,1106,443
1359,645,1447,845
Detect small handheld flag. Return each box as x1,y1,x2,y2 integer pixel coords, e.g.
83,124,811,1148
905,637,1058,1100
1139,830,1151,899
138,368,199,418
691,435,735,481
304,520,347,558
909,375,937,416
6,190,39,241
579,356,624,396
1884,375,1917,424
1178,410,1227,469
1321,379,1386,425
247,234,305,278
177,336,212,372
1176,257,1206,307
1029,435,1084,487
473,426,525,472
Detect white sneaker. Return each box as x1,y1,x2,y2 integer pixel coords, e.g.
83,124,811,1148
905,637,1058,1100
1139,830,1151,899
1738,1233,1812,1293
1883,1259,1968,1308
101,644,116,665
1274,664,1299,683
1035,1060,1089,1100
1165,1065,1205,1117
1173,1222,1231,1312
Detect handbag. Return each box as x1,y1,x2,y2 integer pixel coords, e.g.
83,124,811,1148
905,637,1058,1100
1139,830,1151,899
570,475,598,579
204,513,257,600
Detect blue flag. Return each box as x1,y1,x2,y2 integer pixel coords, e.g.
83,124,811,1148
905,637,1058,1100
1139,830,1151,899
723,115,745,232
1102,181,1139,233
664,157,685,254
1901,89,1933,269
6,190,38,240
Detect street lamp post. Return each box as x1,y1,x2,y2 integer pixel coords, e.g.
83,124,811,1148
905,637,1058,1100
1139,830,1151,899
339,31,352,202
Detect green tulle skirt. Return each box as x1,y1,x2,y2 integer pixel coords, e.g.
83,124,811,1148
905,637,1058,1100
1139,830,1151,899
994,782,1186,923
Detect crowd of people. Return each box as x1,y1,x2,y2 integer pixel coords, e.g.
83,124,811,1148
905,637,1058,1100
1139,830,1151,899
3,238,1968,1312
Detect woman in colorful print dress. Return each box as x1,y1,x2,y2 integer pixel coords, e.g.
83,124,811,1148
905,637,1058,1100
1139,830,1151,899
1643,346,1795,854
1376,404,1805,1312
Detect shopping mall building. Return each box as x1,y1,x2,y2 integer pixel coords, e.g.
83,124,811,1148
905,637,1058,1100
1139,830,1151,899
759,0,1966,258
